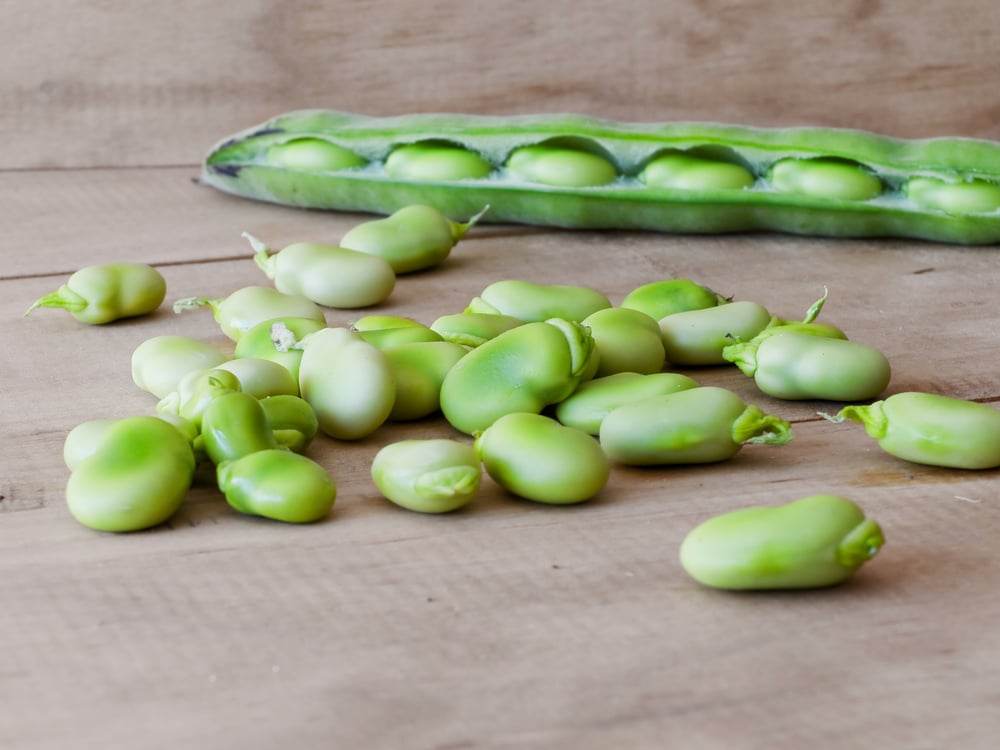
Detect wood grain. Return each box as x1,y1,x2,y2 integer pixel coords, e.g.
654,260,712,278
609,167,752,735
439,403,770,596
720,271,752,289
4,2,1000,748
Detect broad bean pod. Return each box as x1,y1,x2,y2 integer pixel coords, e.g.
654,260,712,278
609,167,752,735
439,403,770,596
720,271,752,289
202,110,1000,245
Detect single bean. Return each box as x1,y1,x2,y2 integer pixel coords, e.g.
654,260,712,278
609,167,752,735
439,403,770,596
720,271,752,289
383,341,468,421
25,263,166,325
466,279,611,322
339,204,488,274
905,176,1000,215
724,331,891,401
599,386,793,465
768,157,883,201
173,285,326,341
350,315,444,349
370,439,482,513
259,394,320,454
619,278,724,321
155,367,243,428
217,449,336,523
131,335,229,399
266,137,367,171
581,307,666,376
65,416,195,532
825,391,1000,469
659,300,772,365
234,316,327,381
293,326,396,440
202,110,1000,244
679,494,885,590
200,391,280,465
214,357,300,399
475,413,609,504
506,143,618,187
385,142,494,181
639,150,755,190
429,311,524,347
554,371,699,435
439,318,595,435
246,233,396,308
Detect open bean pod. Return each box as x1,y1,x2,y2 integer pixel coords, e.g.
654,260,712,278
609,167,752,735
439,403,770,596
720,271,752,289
203,110,1000,245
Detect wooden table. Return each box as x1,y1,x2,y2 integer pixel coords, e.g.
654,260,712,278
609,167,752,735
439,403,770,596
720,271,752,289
4,2,999,748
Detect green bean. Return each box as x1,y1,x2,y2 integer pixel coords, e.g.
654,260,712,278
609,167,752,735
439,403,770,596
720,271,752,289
246,233,396,308
475,413,610,505
217,449,336,523
429,311,524,347
350,315,443,349
259,394,319,453
439,318,595,435
65,416,196,532
214,357,300,399
383,341,468,421
554,372,699,435
385,142,494,181
581,307,666,376
25,263,166,324
174,285,326,341
619,279,723,321
200,391,280,465
202,110,1000,244
339,204,488,274
599,386,793,465
371,439,481,513
292,325,396,440
639,149,754,191
824,392,1000,469
265,137,367,171
726,331,891,401
131,335,230,399
659,300,772,365
466,279,611,322
155,367,242,428
234,316,327,381
679,494,884,590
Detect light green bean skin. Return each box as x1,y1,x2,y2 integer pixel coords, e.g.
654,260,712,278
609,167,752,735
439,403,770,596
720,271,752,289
25,263,167,325
639,151,755,190
680,494,885,590
466,279,611,323
383,341,468,421
475,413,610,505
600,386,793,465
247,233,396,309
769,157,883,201
266,137,368,171
234,316,327,381
385,142,494,181
555,372,699,435
429,312,524,347
66,416,196,532
582,307,666,376
214,357,299,399
352,316,444,349
296,327,396,440
439,318,595,435
339,204,485,274
619,279,723,321
174,285,326,342
131,335,230,399
726,331,890,401
659,300,772,365
371,439,482,513
259,394,319,453
155,368,242,428
217,449,336,523
506,144,618,187
905,177,1000,214
200,391,280,465
832,392,1000,469
63,418,119,471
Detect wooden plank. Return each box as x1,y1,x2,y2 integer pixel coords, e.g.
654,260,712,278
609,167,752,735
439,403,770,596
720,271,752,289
5,0,1000,170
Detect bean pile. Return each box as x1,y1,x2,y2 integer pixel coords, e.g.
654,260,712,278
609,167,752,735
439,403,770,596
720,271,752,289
31,198,1000,592
201,110,1000,245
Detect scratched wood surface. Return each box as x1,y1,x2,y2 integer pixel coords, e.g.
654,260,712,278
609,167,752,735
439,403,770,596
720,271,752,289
3,2,1000,749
